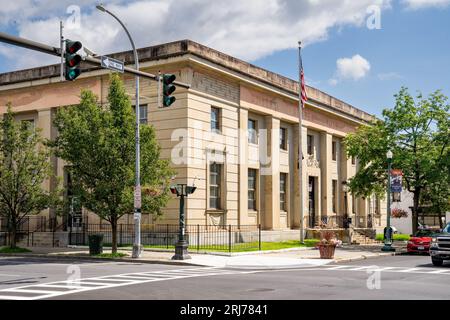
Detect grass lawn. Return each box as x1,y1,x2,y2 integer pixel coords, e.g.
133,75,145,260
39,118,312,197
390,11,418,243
141,239,320,253
0,246,32,253
375,234,411,241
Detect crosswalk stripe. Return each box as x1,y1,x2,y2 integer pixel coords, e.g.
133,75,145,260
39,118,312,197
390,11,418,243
0,295,34,300
348,266,376,271
429,269,448,274
4,288,57,294
399,268,422,273
324,266,350,270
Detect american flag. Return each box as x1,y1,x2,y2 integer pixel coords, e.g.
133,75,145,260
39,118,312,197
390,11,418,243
299,49,308,107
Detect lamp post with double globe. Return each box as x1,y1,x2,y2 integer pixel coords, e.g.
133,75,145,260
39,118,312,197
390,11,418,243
382,150,396,252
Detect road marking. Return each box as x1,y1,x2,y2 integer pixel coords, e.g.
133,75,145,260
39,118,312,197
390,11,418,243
398,268,422,273
324,266,349,270
429,269,448,274
3,288,58,294
0,267,255,300
347,266,377,271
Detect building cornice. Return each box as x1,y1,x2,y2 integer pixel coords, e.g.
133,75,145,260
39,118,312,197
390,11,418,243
0,39,375,124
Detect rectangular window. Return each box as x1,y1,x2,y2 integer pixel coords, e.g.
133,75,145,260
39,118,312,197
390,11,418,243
211,107,220,132
332,179,337,213
375,196,380,215
248,119,257,144
307,134,314,156
248,169,257,210
280,173,287,211
21,119,35,131
133,105,148,124
280,128,287,150
209,163,222,209
351,156,356,165
332,141,337,161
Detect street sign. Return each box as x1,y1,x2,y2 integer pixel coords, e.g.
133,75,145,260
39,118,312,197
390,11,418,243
101,56,124,73
390,169,403,193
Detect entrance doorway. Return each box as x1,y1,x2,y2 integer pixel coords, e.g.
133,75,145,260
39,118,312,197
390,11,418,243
308,176,316,228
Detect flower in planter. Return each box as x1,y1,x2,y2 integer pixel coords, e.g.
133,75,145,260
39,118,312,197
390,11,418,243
391,208,408,218
319,230,338,246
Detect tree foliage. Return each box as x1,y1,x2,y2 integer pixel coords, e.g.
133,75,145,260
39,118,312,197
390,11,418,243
345,87,450,233
52,74,174,253
0,105,60,248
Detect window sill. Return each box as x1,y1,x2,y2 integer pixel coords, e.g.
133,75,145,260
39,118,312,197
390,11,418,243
206,209,227,214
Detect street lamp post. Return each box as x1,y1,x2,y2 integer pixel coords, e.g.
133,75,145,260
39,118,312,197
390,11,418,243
342,181,349,229
96,4,143,258
170,184,196,260
382,150,396,252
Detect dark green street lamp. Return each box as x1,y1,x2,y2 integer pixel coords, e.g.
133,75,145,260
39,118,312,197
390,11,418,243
382,150,396,252
170,183,196,260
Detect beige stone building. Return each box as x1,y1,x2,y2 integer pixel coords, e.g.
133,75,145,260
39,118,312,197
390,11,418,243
0,40,387,241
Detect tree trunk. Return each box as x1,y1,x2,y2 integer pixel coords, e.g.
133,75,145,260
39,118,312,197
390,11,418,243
412,190,421,234
438,211,444,229
111,218,118,254
10,224,17,249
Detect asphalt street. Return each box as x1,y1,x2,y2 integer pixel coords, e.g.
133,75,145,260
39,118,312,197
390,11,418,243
0,254,449,300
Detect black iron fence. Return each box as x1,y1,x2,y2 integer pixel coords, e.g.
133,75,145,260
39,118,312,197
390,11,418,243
0,216,48,233
69,223,262,252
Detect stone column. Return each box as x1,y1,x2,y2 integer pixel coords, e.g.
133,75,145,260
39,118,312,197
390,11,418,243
262,116,280,230
238,108,249,226
37,108,56,225
320,132,332,220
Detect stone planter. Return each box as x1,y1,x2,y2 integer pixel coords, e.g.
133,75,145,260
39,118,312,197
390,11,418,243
318,244,336,259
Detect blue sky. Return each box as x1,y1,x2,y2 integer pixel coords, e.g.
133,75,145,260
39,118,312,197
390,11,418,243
0,0,449,117
253,2,450,116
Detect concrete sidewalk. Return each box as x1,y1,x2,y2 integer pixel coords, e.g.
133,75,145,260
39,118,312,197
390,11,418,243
0,244,404,269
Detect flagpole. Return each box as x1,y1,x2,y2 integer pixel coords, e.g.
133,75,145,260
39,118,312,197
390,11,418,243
298,41,305,244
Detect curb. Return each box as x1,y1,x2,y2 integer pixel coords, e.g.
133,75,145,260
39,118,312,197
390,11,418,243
333,252,398,264
0,253,203,267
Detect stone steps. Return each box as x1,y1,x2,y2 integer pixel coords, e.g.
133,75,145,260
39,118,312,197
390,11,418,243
351,232,381,245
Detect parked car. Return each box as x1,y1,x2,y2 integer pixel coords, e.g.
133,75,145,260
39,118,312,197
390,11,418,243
407,229,440,254
430,223,450,266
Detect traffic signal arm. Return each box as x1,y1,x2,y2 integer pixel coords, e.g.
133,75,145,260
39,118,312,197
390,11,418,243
0,31,191,88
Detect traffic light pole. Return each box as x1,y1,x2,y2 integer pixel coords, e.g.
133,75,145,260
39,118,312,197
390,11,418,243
60,21,64,82
95,5,143,258
0,31,190,89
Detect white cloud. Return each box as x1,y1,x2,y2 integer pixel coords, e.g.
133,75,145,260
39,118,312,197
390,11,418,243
0,0,392,72
329,54,371,85
402,0,450,9
377,72,403,80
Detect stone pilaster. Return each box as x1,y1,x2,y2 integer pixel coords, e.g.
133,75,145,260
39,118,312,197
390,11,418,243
262,116,280,230
320,132,332,218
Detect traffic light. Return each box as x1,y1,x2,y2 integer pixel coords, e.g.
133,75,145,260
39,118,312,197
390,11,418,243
162,74,177,107
64,40,82,81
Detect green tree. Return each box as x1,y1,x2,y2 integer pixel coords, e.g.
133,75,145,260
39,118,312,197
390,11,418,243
420,156,450,229
345,87,449,234
52,74,174,253
0,105,60,248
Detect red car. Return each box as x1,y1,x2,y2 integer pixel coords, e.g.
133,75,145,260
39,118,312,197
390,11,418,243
407,229,440,254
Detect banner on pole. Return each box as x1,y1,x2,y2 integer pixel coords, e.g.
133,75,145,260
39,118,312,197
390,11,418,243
390,169,403,193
